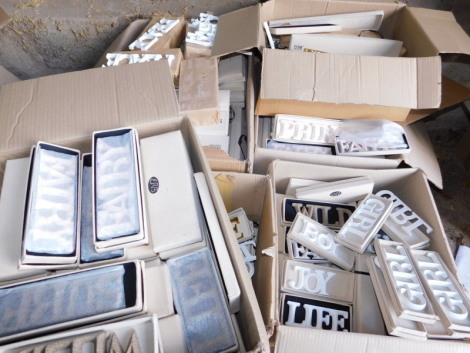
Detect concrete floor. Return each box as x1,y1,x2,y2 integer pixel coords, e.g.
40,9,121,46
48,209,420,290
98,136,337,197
0,0,469,252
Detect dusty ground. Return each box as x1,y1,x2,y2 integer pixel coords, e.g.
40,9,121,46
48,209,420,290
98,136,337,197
0,0,259,78
0,0,469,252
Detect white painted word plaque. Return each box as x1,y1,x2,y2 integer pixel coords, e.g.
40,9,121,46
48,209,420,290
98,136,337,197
282,294,351,331
282,260,355,303
376,190,431,249
287,213,355,271
411,249,470,333
374,239,438,324
283,198,355,229
273,115,341,145
336,194,393,253
286,239,328,263
228,208,253,243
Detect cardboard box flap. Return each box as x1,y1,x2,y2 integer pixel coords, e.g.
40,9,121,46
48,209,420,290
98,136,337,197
404,75,470,125
0,6,10,29
95,19,150,67
402,122,442,189
211,3,263,57
0,61,179,153
0,66,19,88
260,48,441,109
212,0,405,56
274,325,470,353
406,7,470,57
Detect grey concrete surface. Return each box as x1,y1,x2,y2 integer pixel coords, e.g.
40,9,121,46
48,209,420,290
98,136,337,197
0,0,259,78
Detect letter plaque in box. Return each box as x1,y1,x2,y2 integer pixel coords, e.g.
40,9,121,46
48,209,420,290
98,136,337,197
283,198,355,229
281,294,351,332
22,142,80,265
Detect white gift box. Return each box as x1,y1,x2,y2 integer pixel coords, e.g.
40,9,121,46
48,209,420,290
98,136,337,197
92,128,148,252
21,142,80,267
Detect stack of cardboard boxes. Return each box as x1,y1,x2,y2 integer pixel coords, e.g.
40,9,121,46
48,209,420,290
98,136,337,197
0,0,470,352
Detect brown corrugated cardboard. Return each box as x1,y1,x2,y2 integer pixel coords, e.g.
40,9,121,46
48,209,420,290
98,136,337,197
203,55,258,173
269,160,467,350
0,61,177,161
0,6,9,29
257,48,440,120
213,172,277,338
0,66,19,88
253,116,443,188
179,57,220,125
274,326,470,353
406,76,470,124
135,16,186,52
0,62,269,351
95,19,150,68
394,7,470,59
212,0,470,121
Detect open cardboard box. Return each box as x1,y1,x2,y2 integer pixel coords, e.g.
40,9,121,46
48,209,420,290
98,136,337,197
211,0,470,123
205,55,258,173
268,160,470,352
213,171,278,339
252,74,470,189
0,314,161,352
253,117,444,189
0,61,269,352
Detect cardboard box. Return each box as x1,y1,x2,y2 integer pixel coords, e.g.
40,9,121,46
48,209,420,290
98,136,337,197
254,119,444,189
206,55,259,173
21,142,81,267
95,19,151,68
92,128,148,252
0,314,160,353
211,0,470,123
0,61,269,351
213,172,278,338
179,56,220,125
0,5,9,29
0,260,145,344
268,160,470,352
0,158,48,283
0,66,19,88
131,16,186,52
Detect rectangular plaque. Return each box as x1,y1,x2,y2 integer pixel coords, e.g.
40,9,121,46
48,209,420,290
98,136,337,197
376,190,431,249
411,249,470,333
93,128,145,250
283,198,356,229
367,256,427,340
282,260,355,303
335,194,393,253
286,238,328,264
0,261,143,343
281,294,351,332
295,176,373,204
287,213,355,271
374,239,437,324
22,142,80,265
273,115,341,146
80,154,124,263
167,249,238,353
